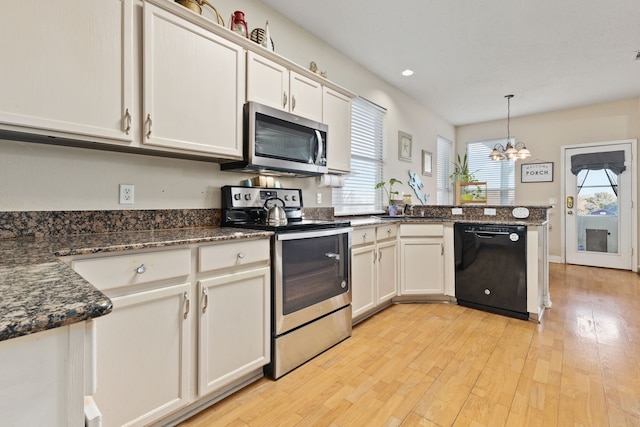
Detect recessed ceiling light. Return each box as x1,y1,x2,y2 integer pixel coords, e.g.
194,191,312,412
401,69,414,77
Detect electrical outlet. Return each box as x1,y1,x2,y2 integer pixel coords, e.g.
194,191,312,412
316,193,322,204
119,184,134,205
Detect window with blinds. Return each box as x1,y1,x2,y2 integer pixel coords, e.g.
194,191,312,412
466,139,515,205
436,136,453,204
333,97,385,214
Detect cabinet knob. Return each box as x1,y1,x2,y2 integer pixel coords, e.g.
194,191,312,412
134,264,146,274
237,252,246,259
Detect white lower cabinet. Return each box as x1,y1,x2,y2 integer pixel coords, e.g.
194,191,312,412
0,323,86,427
93,283,191,427
399,223,445,295
198,267,270,395
351,224,398,321
67,238,271,426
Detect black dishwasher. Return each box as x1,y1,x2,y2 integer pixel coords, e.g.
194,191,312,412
454,223,528,320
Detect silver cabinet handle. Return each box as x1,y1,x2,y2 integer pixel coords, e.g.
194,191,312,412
183,291,190,319
135,264,146,274
373,249,377,264
124,108,131,135
441,243,444,256
237,252,245,259
291,95,296,111
379,250,382,262
283,92,288,109
146,113,152,138
202,288,208,314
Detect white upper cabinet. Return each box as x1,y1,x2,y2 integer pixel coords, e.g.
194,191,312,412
247,51,323,122
323,87,352,173
142,3,244,159
0,0,134,143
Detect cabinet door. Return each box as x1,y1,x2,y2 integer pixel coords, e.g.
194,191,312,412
246,51,288,111
0,0,133,143
351,244,376,319
198,267,270,396
94,283,191,427
377,240,398,303
143,3,244,158
323,87,352,173
400,239,444,295
289,71,323,122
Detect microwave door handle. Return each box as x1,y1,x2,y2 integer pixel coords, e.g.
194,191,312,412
315,130,324,165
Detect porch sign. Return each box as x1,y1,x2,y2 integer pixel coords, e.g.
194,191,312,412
521,162,554,183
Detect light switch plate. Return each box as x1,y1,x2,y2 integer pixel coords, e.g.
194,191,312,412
451,208,463,215
484,208,497,216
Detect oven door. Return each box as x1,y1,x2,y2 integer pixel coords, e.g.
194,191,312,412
274,227,352,336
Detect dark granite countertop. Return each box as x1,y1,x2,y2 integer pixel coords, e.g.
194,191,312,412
0,227,273,342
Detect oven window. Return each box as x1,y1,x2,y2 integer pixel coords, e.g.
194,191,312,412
281,232,349,315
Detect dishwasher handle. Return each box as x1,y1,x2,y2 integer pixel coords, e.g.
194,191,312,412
464,229,509,237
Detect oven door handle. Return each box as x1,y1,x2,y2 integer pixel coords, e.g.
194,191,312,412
276,227,353,241
325,252,340,260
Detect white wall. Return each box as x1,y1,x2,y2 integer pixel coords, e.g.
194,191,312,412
0,0,454,212
456,97,640,261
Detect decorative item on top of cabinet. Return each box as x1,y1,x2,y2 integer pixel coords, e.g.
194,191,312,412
229,10,248,37
250,21,275,51
175,0,224,25
309,61,327,78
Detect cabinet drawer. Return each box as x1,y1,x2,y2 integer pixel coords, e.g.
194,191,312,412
400,223,444,237
376,224,398,241
198,239,270,273
72,249,191,291
352,227,375,246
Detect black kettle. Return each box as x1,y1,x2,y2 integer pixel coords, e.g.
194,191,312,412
264,197,287,226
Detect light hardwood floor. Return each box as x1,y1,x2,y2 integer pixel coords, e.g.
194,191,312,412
180,263,640,426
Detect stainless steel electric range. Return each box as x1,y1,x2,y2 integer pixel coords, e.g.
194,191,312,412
222,186,352,379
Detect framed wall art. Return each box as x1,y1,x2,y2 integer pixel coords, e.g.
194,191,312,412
421,150,432,176
521,162,554,183
398,131,412,162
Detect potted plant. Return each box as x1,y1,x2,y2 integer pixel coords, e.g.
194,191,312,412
449,154,486,203
375,178,403,214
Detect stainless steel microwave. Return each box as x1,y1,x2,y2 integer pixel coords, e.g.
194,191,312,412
221,101,328,176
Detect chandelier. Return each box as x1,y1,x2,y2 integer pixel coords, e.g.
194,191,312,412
489,95,531,161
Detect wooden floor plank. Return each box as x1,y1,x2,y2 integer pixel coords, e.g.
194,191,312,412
180,263,640,427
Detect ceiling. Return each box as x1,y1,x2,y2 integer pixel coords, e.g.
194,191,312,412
261,0,640,126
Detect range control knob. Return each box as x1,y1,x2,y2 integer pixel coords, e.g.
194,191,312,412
284,195,289,201
244,194,251,201
233,193,241,201
292,195,297,201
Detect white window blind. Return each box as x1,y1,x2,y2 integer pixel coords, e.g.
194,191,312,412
436,136,453,204
333,97,385,214
466,139,515,205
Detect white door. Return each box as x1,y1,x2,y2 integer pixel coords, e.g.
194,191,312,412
563,140,636,270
